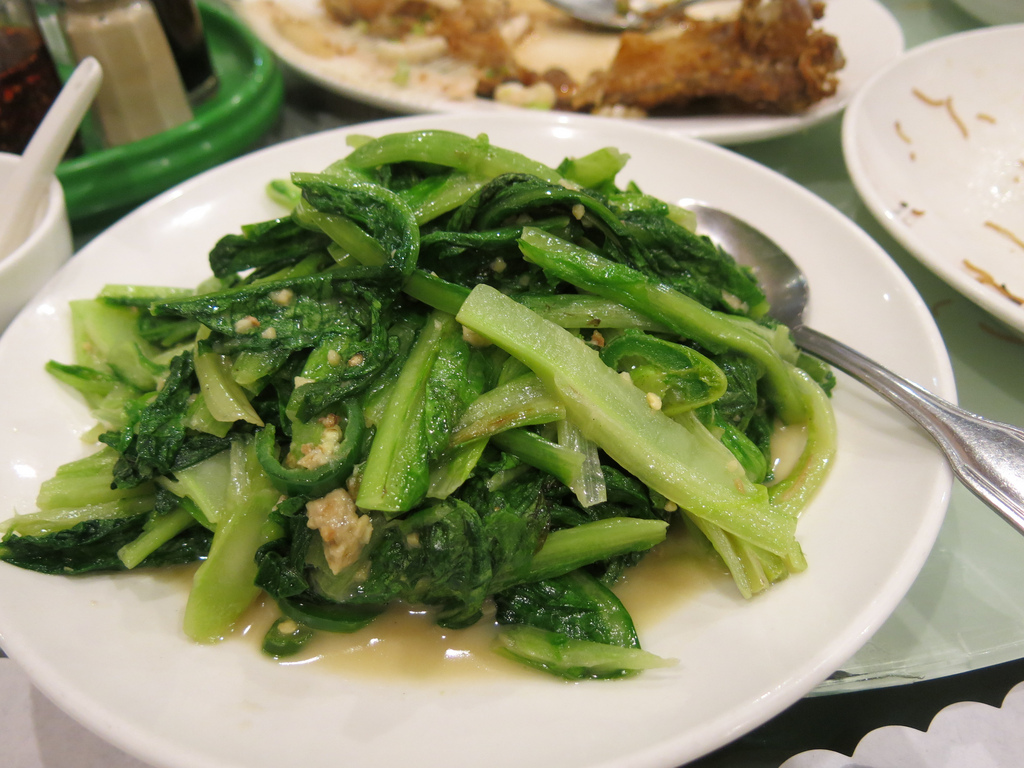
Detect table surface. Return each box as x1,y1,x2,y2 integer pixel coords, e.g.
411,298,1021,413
6,0,1024,765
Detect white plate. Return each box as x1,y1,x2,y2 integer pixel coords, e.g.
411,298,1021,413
948,0,1024,26
232,0,903,145
0,112,953,768
842,25,1024,335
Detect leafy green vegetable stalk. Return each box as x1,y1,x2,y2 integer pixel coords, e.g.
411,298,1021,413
356,310,454,514
183,438,282,643
456,284,800,560
518,227,807,425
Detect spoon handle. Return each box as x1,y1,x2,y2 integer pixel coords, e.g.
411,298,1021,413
794,325,1024,534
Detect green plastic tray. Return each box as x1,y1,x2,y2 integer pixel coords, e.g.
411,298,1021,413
56,1,283,230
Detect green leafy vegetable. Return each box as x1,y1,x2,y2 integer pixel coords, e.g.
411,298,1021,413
0,132,838,680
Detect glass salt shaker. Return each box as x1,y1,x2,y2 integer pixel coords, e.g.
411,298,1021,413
60,0,193,148
0,0,63,153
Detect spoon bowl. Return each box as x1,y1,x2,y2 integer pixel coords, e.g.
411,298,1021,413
689,202,1024,536
0,57,101,260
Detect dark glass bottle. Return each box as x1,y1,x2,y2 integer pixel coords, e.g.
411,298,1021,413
0,0,63,153
149,0,216,103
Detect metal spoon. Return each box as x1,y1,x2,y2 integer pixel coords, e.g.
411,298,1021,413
690,203,1024,535
542,0,702,30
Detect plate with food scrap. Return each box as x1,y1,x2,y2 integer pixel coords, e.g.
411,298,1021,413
0,111,953,768
231,0,903,145
843,24,1024,334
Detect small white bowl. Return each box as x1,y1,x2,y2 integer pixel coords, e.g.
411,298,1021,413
0,152,73,332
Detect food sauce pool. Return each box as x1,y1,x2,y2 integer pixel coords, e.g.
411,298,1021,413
226,529,724,680
163,425,805,679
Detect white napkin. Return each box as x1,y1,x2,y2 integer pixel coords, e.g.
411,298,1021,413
781,681,1024,768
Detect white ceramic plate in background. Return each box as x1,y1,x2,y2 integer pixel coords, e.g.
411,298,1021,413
949,0,1024,26
234,0,903,145
0,112,953,768
842,24,1024,334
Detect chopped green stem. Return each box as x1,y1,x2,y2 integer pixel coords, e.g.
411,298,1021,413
518,227,806,424
457,285,797,557
508,517,669,588
193,330,264,427
517,294,669,332
2,497,156,538
556,418,607,507
343,130,563,184
493,625,674,680
118,506,197,569
402,270,470,315
183,439,282,643
768,365,838,526
490,429,584,489
451,373,565,446
357,310,454,514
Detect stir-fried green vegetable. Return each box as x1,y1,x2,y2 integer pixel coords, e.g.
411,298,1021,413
0,130,837,679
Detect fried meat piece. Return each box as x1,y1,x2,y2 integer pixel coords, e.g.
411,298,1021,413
572,0,844,114
322,0,523,74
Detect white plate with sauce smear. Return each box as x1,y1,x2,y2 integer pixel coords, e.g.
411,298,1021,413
232,0,903,145
842,24,1024,335
0,112,953,768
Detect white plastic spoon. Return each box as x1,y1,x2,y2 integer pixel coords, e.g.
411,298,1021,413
0,56,103,260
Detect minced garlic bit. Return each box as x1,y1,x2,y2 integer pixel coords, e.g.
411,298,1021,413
261,327,278,340
490,257,507,273
619,370,633,384
305,488,373,575
663,500,678,512
646,391,662,410
294,376,315,388
462,325,491,348
346,471,361,499
234,315,260,334
348,352,365,367
270,288,295,306
571,203,586,221
327,349,343,366
276,619,299,635
590,330,605,348
297,415,343,470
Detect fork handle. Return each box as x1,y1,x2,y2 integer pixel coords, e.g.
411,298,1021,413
794,325,1024,534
